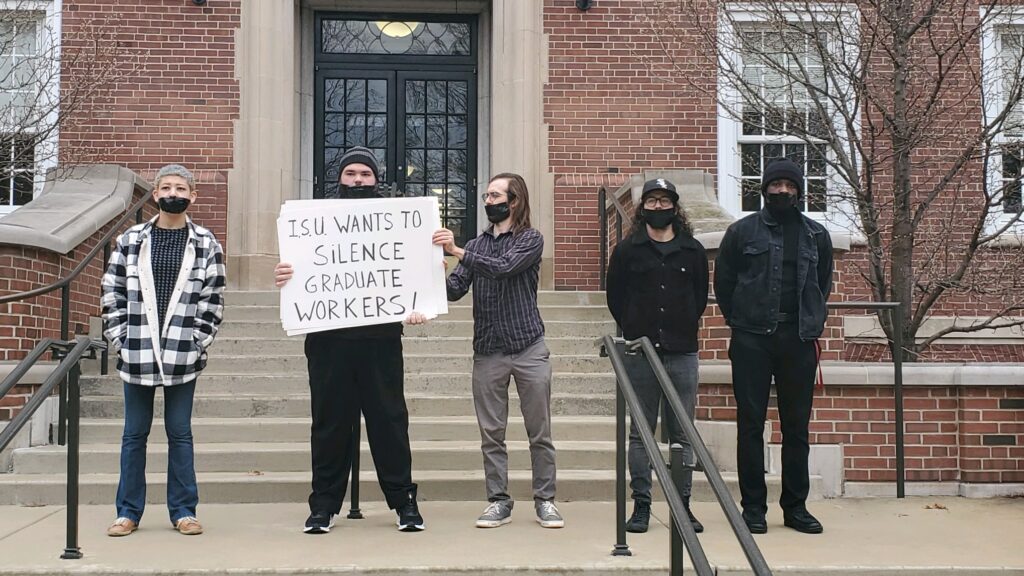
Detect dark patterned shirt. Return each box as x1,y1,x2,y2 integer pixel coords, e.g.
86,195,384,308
150,225,188,333
446,227,545,355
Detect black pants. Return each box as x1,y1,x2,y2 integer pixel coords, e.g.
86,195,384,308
729,323,817,516
305,334,416,514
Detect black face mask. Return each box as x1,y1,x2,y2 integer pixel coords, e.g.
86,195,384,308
765,193,799,219
642,208,675,230
485,202,511,224
158,196,190,214
333,184,379,199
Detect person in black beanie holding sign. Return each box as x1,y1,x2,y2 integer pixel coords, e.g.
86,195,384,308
714,158,833,535
274,146,427,535
605,178,709,534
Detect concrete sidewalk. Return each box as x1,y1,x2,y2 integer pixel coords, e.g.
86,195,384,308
0,498,1021,575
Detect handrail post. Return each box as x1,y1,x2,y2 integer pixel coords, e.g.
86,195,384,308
347,421,363,519
599,186,608,291
100,241,111,376
612,356,631,556
669,443,686,576
893,305,905,498
61,356,83,559
57,374,67,446
57,284,71,446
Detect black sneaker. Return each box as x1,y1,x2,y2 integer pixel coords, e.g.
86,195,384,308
397,494,425,532
625,500,651,533
303,511,336,534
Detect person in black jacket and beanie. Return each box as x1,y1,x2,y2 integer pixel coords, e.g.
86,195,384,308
606,178,709,534
274,147,428,535
714,158,833,535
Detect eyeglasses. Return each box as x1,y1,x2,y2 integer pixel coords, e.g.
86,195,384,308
481,192,507,201
643,197,675,209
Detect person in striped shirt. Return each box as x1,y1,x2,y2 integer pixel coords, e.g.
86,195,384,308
432,173,563,530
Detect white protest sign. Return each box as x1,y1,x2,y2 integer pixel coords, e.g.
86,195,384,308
277,196,448,336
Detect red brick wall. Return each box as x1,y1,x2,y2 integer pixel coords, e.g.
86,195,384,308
60,0,240,242
696,383,1023,484
0,384,40,422
545,0,717,290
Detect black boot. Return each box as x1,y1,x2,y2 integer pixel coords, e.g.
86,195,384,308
625,500,651,533
683,499,704,533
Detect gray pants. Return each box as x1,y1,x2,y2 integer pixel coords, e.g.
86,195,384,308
472,338,556,502
624,351,699,504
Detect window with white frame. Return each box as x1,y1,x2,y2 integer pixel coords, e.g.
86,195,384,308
717,7,858,230
0,5,58,216
736,27,829,213
993,26,1024,218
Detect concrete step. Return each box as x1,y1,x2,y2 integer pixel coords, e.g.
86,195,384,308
80,372,618,397
228,290,607,307
0,469,816,505
214,319,617,339
76,416,620,443
230,304,612,322
80,393,616,419
192,336,603,356
13,440,636,474
193,354,611,374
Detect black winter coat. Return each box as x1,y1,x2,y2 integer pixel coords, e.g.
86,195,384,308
606,223,709,353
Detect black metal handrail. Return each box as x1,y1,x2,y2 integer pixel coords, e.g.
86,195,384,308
601,335,772,575
0,336,105,560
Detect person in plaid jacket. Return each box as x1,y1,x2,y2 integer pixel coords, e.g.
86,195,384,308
101,164,226,537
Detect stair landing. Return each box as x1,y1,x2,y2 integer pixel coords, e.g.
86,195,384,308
0,498,1021,575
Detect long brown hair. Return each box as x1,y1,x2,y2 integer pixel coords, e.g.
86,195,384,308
489,172,532,234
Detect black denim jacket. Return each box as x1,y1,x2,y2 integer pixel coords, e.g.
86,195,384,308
714,209,834,340
606,223,709,353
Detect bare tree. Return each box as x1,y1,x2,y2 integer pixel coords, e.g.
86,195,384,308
641,0,1024,360
0,3,140,209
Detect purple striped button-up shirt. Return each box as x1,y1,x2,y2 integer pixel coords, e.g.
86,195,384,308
446,227,545,355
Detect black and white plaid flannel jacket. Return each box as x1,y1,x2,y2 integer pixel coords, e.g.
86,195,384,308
101,216,226,387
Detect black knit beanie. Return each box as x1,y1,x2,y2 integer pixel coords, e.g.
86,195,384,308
761,158,804,198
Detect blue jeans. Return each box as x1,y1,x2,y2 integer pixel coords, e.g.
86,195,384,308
624,351,699,504
115,381,198,525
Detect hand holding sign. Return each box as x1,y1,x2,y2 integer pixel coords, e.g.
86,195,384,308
277,196,448,336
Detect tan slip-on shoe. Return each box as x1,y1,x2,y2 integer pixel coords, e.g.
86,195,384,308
175,516,203,535
107,517,137,537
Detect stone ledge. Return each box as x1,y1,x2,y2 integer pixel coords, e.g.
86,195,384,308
845,481,1024,498
699,362,1024,387
0,165,150,254
0,362,58,386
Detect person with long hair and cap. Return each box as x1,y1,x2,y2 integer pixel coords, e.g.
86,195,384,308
605,177,709,534
714,157,833,535
274,146,427,535
432,173,564,530
102,164,226,537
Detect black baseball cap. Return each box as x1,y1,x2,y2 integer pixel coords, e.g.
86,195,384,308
640,178,679,203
